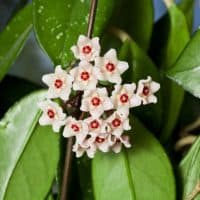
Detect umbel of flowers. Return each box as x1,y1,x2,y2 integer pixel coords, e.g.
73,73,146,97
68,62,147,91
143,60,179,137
38,35,160,158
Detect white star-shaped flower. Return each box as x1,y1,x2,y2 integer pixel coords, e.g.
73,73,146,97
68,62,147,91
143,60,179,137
88,133,110,153
38,100,66,132
63,116,88,143
84,117,103,137
109,135,131,153
136,76,160,105
71,35,100,61
111,84,141,112
81,88,113,118
106,110,131,137
95,49,129,84
73,137,97,158
70,61,99,91
42,65,73,101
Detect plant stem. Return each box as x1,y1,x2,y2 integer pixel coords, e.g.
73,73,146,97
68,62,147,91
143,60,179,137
60,1,98,199
87,0,98,38
163,0,174,8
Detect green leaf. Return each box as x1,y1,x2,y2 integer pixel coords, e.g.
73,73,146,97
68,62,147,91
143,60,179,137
33,0,116,66
92,116,175,200
151,4,190,142
179,136,200,199
45,194,54,200
112,0,154,50
0,4,32,81
0,91,60,200
120,40,162,133
178,0,195,32
167,30,200,99
77,157,94,200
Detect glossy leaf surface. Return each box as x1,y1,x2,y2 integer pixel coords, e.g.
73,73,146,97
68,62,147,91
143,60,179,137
180,137,200,199
92,117,175,200
0,91,60,199
33,0,116,66
120,40,162,133
168,30,200,99
0,4,32,81
112,0,154,50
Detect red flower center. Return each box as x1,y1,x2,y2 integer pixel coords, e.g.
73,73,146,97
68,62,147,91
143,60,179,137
82,45,92,54
91,97,101,106
112,118,121,127
106,62,115,72
96,136,105,143
71,124,80,132
47,109,55,119
142,86,150,96
90,120,100,129
54,79,63,89
80,71,90,81
120,93,129,103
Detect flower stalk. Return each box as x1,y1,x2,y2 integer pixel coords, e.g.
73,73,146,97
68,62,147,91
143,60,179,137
60,0,98,199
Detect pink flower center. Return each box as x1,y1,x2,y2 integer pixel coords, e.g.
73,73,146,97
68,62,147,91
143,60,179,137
90,120,100,129
142,86,150,96
82,45,92,54
106,62,115,72
80,71,90,81
112,118,121,127
120,93,129,103
47,109,55,119
91,97,101,106
96,136,105,143
71,124,80,132
54,79,63,89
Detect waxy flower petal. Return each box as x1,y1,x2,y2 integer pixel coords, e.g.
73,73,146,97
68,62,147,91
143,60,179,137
136,76,160,105
84,117,103,137
81,88,113,118
106,110,131,137
70,61,99,91
71,35,100,61
63,116,88,143
95,49,129,84
111,84,141,112
110,135,131,153
42,65,73,101
73,137,97,158
38,100,66,132
88,133,110,153
39,34,161,158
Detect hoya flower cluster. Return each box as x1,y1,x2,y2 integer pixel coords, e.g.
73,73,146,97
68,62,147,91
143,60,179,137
38,35,160,158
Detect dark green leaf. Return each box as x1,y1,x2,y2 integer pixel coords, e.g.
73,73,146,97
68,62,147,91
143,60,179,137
178,0,195,32
150,4,190,142
112,0,154,50
33,0,116,66
45,194,54,200
179,137,200,199
77,157,94,200
0,91,60,199
120,40,162,133
0,4,32,81
167,30,200,99
92,116,175,200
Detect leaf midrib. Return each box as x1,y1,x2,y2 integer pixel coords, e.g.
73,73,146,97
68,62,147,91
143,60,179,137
122,150,136,200
168,64,200,75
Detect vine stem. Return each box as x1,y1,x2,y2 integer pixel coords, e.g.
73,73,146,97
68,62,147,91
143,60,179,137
60,1,98,200
163,0,174,8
